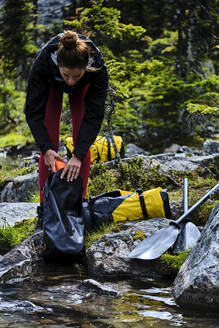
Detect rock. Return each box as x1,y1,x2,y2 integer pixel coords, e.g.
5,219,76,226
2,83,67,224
164,144,195,156
0,203,39,227
125,143,150,157
0,232,43,284
164,144,181,153
150,153,218,173
0,171,38,202
203,139,219,155
77,279,120,296
172,203,219,309
19,153,40,169
86,218,172,278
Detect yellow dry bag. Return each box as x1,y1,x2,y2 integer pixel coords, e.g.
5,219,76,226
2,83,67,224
66,135,124,163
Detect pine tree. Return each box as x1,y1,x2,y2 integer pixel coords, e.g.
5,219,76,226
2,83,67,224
0,0,37,80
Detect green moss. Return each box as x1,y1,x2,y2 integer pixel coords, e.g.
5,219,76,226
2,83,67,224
0,218,36,253
160,250,191,271
104,240,111,246
117,157,173,191
133,230,146,241
84,222,116,249
0,133,34,147
86,162,117,198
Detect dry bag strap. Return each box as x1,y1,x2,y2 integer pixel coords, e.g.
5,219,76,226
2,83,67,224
137,188,148,219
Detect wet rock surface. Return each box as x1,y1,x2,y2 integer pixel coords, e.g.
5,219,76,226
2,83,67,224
77,279,120,296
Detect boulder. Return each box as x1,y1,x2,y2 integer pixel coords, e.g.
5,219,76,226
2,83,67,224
0,203,39,227
0,231,43,284
86,218,174,279
203,139,219,155
150,153,218,173
0,171,38,202
172,203,219,309
125,143,150,157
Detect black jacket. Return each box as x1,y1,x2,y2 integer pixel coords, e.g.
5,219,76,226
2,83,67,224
25,33,108,160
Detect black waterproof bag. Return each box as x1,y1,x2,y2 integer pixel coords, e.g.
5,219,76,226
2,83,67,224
42,169,84,263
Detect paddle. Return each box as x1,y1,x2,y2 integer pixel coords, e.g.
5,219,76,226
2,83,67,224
128,183,219,260
171,178,201,254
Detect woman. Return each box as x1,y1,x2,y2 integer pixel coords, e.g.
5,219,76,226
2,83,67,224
25,30,108,229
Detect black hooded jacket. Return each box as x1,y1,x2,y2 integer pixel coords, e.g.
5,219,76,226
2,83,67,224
24,33,108,160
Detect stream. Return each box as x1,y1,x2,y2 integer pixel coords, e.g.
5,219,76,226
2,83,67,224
0,152,218,327
0,263,217,328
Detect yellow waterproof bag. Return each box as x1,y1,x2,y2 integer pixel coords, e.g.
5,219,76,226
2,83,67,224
82,188,172,229
66,135,124,163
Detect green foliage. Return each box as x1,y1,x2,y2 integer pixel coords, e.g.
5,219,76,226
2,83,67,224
0,218,36,252
87,156,175,198
187,103,219,116
0,78,26,133
0,0,37,79
65,0,145,50
0,0,218,155
30,192,40,203
86,162,117,198
0,133,31,147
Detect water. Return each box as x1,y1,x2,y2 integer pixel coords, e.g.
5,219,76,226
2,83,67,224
0,263,218,327
0,153,24,170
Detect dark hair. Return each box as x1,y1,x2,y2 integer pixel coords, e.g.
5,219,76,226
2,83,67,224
57,30,90,69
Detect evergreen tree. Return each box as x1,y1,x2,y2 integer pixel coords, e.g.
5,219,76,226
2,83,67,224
0,0,37,80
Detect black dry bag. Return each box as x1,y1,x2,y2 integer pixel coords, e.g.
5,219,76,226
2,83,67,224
42,169,84,263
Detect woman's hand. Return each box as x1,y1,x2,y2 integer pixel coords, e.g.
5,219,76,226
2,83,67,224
44,149,64,173
60,156,82,182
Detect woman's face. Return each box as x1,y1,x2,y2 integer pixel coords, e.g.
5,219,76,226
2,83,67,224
59,66,86,86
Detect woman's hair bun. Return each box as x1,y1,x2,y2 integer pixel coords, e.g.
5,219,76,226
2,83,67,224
60,30,78,50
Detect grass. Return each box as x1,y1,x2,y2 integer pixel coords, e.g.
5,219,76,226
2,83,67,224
30,191,40,203
0,218,36,252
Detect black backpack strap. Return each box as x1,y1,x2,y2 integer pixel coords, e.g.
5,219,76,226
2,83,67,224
136,188,148,219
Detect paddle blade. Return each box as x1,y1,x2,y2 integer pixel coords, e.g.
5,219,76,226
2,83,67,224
171,222,201,254
184,222,201,249
128,225,180,260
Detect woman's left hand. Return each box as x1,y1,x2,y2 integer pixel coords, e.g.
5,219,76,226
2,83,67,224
60,156,82,182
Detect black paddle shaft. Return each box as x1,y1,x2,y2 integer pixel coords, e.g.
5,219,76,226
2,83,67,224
171,183,219,228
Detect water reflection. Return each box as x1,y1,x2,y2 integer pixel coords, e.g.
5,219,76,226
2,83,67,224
0,264,218,327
